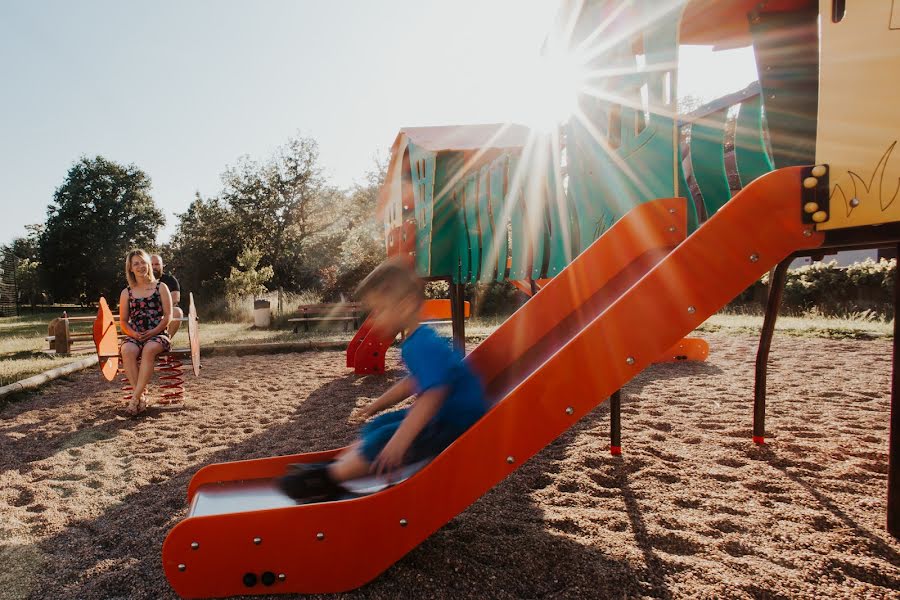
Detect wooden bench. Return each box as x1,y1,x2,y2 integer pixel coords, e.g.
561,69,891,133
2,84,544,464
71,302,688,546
288,303,365,333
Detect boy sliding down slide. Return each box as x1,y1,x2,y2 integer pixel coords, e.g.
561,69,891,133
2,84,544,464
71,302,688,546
278,257,487,501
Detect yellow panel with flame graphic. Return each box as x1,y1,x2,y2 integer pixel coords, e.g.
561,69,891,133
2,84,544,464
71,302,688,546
815,0,900,230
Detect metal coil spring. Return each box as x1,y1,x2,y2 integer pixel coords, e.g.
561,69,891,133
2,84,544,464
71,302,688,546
117,354,185,405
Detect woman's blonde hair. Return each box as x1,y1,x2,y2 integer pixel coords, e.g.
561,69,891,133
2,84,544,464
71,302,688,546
124,249,156,288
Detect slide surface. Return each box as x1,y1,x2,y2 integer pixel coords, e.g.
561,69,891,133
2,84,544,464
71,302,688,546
163,167,823,598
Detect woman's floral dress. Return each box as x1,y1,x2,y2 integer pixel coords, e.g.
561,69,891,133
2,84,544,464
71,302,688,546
121,282,171,352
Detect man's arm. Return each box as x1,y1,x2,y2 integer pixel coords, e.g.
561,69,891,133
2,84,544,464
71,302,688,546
170,290,181,305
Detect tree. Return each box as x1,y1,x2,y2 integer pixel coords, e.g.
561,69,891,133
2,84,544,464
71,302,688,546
221,135,341,290
224,246,273,299
9,224,46,306
165,193,243,301
321,159,387,299
11,224,43,262
39,157,164,302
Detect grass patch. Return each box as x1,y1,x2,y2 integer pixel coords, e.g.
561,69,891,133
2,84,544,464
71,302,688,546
699,312,893,340
1,308,892,391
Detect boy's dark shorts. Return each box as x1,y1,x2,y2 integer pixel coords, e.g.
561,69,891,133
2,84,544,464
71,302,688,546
359,408,471,464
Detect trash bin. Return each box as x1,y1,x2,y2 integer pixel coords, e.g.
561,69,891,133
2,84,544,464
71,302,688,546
253,299,271,328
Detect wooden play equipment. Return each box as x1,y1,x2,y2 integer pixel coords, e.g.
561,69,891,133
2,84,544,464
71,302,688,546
93,293,201,404
163,2,900,596
46,312,101,355
346,299,471,375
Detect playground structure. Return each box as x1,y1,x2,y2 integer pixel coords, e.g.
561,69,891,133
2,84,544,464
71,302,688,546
346,298,471,374
93,294,201,404
162,1,900,597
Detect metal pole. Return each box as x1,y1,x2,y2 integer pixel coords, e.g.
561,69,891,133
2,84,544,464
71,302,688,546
449,282,466,354
610,390,622,456
888,243,900,538
753,257,790,444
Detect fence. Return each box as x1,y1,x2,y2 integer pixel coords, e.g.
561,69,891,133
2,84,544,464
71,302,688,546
0,249,17,317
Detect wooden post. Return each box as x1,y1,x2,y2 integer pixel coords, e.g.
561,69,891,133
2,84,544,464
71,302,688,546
888,242,900,538
610,390,622,456
448,282,466,354
54,318,70,355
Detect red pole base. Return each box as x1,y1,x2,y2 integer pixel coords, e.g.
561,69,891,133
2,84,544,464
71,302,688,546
609,445,622,456
752,435,765,445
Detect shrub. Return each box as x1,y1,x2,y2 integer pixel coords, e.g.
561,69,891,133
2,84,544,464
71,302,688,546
731,258,895,316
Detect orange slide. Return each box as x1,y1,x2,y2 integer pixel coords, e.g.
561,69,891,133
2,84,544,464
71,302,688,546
163,168,822,598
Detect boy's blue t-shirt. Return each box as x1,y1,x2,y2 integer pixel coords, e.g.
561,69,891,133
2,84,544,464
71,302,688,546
401,325,487,429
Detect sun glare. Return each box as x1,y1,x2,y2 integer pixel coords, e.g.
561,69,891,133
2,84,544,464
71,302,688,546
522,50,587,133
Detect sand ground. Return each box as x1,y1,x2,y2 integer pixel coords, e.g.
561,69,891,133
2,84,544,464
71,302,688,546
1,331,899,599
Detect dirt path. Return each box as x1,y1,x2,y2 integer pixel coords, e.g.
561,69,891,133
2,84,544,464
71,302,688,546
1,332,899,599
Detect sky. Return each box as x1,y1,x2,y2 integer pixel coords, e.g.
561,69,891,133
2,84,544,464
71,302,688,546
0,0,758,248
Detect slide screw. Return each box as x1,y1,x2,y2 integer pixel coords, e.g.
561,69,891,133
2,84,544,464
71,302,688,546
316,532,325,541
253,537,262,545
178,564,186,572
749,253,759,263
565,406,574,415
506,456,515,464
687,306,696,314
400,518,408,527
625,356,635,365
190,542,199,550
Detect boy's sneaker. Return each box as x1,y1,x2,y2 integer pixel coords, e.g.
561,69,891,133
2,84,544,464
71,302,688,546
277,462,345,502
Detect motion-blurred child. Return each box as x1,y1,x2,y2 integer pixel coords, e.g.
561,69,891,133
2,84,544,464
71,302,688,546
278,257,487,500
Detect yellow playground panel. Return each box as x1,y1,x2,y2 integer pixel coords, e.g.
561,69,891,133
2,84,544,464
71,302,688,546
815,0,900,230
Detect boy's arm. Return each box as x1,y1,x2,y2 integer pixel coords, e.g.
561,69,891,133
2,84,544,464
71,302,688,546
372,386,447,476
360,377,415,418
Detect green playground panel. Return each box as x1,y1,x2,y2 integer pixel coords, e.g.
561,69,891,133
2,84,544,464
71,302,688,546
689,107,731,219
476,165,497,281
408,143,436,276
489,156,509,282
507,154,532,282
677,157,700,232
565,1,679,251
734,94,774,188
431,151,471,281
522,170,548,281
462,175,480,282
544,160,575,277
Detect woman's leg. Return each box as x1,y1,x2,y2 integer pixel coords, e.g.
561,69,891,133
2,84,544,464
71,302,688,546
134,341,164,410
121,342,141,413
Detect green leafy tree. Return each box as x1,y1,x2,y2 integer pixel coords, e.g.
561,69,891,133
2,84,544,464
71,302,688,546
14,258,42,307
221,135,340,290
322,159,387,299
9,224,46,306
11,224,43,262
166,193,243,301
39,157,164,302
224,246,274,299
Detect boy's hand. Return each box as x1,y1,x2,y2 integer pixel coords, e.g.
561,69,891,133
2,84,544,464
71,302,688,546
372,436,409,479
350,409,368,424
351,404,374,423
